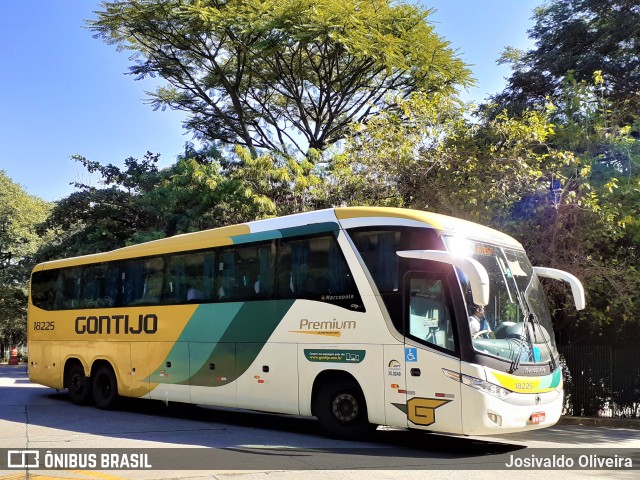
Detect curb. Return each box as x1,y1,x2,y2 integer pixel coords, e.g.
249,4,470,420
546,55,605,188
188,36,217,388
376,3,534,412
558,416,640,430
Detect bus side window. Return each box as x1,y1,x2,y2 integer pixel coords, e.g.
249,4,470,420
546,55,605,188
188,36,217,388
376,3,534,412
352,230,399,292
58,268,82,310
235,245,260,300
217,249,237,301
165,251,215,303
31,269,58,311
276,240,294,299
290,239,311,296
80,263,118,308
278,233,362,310
256,242,275,299
184,253,212,302
277,237,314,299
142,258,164,304
166,255,187,303
122,257,164,306
214,241,276,302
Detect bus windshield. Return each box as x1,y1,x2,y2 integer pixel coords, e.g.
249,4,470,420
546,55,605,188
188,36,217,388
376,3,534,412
444,237,559,368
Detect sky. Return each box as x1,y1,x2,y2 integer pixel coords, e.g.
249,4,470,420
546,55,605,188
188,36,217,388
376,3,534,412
0,0,539,202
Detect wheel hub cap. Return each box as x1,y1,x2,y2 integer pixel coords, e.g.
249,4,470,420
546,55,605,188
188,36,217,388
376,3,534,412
332,393,358,422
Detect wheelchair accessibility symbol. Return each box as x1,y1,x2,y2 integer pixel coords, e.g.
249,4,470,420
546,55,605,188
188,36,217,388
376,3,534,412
405,347,418,362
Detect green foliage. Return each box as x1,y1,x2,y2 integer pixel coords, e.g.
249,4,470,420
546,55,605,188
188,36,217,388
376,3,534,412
494,0,640,124
39,144,334,258
90,0,471,155
475,0,640,345
0,172,51,349
0,285,27,350
498,85,640,344
335,77,640,344
336,93,579,223
37,152,165,259
0,172,52,281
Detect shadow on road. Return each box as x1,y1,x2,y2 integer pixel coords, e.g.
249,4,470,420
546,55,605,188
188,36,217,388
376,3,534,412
0,365,526,469
2,366,639,470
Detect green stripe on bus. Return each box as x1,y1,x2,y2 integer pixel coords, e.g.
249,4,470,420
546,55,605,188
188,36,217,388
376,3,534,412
549,368,561,388
230,222,340,244
148,300,295,386
189,300,295,386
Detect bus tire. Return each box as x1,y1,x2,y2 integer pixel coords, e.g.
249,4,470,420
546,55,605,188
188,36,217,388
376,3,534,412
313,380,374,439
67,363,93,405
92,365,119,410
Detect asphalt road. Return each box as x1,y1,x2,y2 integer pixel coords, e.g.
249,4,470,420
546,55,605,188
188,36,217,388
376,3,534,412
0,364,638,480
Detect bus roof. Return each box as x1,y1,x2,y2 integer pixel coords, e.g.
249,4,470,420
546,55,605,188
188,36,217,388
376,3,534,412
35,207,523,271
334,207,522,249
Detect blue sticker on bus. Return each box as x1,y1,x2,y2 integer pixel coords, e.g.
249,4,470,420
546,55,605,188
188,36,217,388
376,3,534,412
533,346,542,362
405,347,417,362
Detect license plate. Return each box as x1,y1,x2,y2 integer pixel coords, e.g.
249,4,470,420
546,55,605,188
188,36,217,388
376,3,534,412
530,412,545,424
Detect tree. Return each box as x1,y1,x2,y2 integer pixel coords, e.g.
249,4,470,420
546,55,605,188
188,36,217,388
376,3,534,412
337,93,576,225
0,172,51,354
0,173,51,281
494,0,640,124
38,144,328,258
0,285,27,357
37,152,166,260
335,88,640,345
501,71,640,345
483,0,640,345
89,0,471,156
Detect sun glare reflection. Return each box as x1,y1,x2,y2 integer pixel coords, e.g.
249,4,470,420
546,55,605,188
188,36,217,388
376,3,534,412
444,236,474,257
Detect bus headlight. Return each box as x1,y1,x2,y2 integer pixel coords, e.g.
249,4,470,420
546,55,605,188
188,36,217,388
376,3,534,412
442,369,512,399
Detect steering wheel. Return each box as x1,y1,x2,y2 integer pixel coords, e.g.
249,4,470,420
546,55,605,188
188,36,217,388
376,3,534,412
472,330,495,339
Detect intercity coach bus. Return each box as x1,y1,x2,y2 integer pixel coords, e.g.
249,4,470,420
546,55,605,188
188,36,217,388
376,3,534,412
28,207,584,437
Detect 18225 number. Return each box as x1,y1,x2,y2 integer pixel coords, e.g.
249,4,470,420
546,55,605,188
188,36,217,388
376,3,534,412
33,321,55,331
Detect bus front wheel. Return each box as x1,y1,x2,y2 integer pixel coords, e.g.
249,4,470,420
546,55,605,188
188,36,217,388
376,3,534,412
92,365,119,410
67,363,92,405
313,380,374,439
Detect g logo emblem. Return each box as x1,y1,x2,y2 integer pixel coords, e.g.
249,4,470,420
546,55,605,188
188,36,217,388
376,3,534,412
407,397,451,426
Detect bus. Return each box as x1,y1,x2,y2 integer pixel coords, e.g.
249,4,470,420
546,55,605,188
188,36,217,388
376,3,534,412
28,207,584,438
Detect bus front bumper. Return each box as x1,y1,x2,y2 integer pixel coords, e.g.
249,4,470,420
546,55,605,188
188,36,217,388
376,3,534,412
461,387,563,435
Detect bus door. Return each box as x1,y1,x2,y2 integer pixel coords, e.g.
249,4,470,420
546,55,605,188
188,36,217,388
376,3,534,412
403,274,462,434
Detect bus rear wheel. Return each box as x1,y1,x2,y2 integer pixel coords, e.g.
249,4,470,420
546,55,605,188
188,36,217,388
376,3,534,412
67,363,92,405
92,365,119,410
313,380,374,439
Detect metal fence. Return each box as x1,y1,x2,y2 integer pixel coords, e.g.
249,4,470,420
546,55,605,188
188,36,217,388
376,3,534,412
559,345,640,418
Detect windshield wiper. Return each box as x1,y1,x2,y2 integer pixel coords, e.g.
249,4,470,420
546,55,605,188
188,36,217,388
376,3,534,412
509,313,558,374
529,312,558,371
520,271,559,372
508,280,532,373
508,314,532,373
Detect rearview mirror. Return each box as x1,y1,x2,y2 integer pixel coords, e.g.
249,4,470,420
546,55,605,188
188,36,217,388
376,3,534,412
397,250,490,306
533,267,585,310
